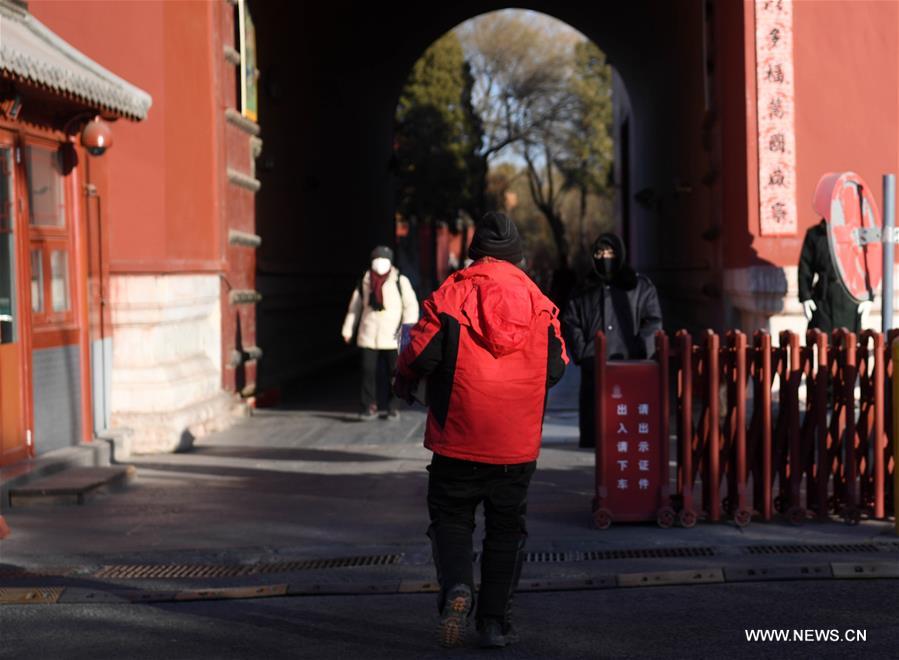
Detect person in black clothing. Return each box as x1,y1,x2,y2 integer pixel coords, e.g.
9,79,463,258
798,219,870,333
562,233,663,448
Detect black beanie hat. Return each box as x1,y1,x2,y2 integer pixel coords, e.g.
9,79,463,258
468,212,523,264
371,245,394,262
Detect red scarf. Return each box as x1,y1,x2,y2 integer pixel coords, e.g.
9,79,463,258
369,269,388,310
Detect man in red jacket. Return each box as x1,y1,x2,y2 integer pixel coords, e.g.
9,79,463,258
394,212,568,649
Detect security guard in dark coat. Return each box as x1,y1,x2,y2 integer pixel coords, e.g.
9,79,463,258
562,233,663,448
798,219,865,333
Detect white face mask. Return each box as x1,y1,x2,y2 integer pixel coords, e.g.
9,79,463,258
371,258,391,276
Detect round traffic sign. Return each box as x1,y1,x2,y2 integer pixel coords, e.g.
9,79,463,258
814,172,881,303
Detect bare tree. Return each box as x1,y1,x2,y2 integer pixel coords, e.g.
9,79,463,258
461,13,575,156
457,11,610,271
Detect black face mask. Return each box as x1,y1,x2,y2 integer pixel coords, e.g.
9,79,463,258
593,257,616,281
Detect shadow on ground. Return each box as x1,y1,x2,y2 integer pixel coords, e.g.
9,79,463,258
188,445,395,462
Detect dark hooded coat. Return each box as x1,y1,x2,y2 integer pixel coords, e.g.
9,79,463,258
562,234,663,364
561,233,663,447
798,219,862,333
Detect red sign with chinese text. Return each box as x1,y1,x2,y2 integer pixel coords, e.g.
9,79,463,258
598,361,664,521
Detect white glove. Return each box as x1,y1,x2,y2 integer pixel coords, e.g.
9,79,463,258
802,300,816,321
858,300,873,326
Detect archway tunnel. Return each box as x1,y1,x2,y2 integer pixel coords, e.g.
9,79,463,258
251,0,754,392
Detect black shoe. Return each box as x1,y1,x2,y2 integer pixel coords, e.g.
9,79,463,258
478,618,517,649
438,584,472,648
386,409,400,421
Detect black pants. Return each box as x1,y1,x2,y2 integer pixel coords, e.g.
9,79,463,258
578,363,596,448
426,453,536,624
361,348,398,412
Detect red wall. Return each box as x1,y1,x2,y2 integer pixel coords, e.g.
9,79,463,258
30,0,221,274
739,0,899,269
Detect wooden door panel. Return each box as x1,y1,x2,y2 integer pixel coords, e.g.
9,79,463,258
0,343,27,463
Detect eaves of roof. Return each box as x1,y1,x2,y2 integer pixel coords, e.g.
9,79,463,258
0,1,152,120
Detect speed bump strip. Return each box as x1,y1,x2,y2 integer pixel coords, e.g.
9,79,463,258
6,561,899,605
0,587,64,604
399,580,439,593
831,562,899,579
0,566,76,579
173,584,288,601
127,591,178,603
287,582,400,596
617,569,724,588
58,589,132,604
519,576,616,592
724,564,832,582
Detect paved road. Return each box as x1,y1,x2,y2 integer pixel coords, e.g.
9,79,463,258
3,580,897,659
2,364,897,659
2,364,891,568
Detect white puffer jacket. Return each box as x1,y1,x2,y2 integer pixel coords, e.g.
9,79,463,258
341,268,419,350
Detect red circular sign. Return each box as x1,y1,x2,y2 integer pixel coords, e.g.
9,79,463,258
815,172,882,303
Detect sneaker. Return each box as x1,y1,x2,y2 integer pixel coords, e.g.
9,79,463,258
359,405,378,421
477,618,518,649
386,409,400,421
438,584,472,648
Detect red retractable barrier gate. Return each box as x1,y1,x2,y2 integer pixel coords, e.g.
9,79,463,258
587,328,896,530
593,331,674,529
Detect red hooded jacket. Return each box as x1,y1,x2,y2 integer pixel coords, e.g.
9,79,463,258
396,258,568,464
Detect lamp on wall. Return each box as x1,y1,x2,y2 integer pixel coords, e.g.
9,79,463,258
80,117,113,156
61,112,114,157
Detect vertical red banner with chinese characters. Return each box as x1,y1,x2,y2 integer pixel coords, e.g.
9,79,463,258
599,361,663,520
755,0,797,236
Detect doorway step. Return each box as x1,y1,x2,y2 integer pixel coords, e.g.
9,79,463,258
0,441,113,512
6,465,135,507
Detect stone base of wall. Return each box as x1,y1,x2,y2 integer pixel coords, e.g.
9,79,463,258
111,391,246,454
108,274,243,454
724,265,899,340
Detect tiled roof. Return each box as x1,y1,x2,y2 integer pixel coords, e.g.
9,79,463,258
0,2,151,120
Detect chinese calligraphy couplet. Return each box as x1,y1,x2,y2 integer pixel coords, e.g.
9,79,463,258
755,0,797,236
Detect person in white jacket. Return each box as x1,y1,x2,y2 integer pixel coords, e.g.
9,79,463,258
342,246,419,420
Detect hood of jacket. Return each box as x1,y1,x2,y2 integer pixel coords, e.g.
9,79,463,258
452,258,555,358
587,232,638,291
593,233,626,273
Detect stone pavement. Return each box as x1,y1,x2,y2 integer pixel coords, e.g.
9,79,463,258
0,364,894,581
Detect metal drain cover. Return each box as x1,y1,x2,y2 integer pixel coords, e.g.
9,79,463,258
93,553,405,579
744,543,881,555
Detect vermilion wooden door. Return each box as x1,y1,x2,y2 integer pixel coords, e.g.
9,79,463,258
0,143,30,465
